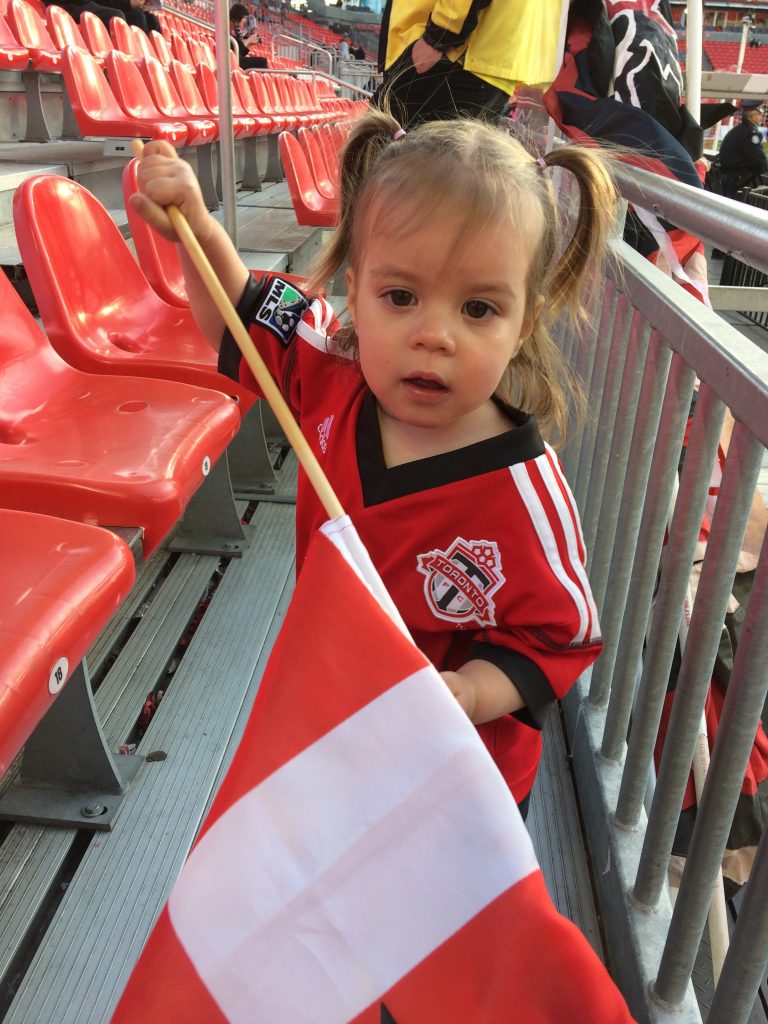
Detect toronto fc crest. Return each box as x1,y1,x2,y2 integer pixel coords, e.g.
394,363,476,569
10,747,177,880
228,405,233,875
416,538,505,627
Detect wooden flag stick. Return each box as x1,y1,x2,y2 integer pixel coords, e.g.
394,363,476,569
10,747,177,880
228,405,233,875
130,140,345,521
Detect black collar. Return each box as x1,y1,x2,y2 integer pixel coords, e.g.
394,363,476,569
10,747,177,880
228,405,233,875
356,390,544,507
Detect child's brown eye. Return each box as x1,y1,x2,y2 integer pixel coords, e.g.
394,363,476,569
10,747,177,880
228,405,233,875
388,289,414,307
464,300,493,319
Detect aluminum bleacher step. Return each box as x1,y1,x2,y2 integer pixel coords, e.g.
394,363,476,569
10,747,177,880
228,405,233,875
0,462,297,1024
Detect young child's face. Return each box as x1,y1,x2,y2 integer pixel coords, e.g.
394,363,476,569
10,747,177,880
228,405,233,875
346,206,541,437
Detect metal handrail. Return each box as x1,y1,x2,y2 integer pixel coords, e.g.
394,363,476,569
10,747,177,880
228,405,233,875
270,31,333,76
558,190,768,1024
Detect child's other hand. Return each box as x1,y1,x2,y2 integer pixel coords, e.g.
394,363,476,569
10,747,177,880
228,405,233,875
441,670,476,720
130,141,212,244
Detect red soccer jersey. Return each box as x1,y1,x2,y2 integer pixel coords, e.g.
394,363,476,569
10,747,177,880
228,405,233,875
219,274,604,801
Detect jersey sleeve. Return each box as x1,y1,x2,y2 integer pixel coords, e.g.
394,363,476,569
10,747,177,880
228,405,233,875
468,446,603,727
217,273,340,414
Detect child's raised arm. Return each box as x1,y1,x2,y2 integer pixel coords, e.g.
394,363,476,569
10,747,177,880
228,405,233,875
129,141,250,350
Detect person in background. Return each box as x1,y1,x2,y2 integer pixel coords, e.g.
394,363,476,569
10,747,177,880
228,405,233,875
339,33,351,60
44,0,159,33
352,42,366,60
718,99,768,199
131,110,617,821
230,2,268,69
375,0,561,127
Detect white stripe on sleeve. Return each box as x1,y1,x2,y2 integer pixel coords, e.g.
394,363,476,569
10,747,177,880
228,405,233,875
509,459,591,644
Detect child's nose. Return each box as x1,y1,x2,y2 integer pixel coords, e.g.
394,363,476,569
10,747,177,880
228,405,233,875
410,314,455,353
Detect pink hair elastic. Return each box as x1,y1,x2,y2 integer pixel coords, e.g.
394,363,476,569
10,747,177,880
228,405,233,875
392,128,407,141
536,156,548,170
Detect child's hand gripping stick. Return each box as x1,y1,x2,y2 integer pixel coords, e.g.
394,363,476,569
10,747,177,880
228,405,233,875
130,139,345,520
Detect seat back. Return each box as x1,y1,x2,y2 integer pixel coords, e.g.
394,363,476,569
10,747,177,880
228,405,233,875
0,10,28,67
297,125,336,199
278,129,338,227
139,52,186,120
61,44,130,128
186,33,212,69
248,71,278,120
169,31,192,68
8,0,57,56
130,22,154,61
13,173,198,370
194,59,218,115
122,156,188,307
317,122,341,180
109,14,142,58
168,57,212,117
149,27,172,65
80,9,114,61
106,47,162,119
45,4,88,55
0,257,69,433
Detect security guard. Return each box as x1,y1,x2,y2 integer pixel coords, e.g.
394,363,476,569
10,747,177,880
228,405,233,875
718,98,768,199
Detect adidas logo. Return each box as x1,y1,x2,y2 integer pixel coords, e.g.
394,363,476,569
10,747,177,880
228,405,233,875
317,414,334,454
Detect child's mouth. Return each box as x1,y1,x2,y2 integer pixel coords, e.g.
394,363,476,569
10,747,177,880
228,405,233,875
405,376,447,392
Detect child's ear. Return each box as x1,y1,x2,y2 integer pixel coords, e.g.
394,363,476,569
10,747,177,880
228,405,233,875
345,266,357,321
516,295,544,354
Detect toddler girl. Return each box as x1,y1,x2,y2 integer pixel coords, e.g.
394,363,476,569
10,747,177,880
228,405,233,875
132,109,618,815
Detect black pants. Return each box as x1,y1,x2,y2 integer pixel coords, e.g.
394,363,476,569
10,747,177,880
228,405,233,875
58,1,159,34
373,44,508,129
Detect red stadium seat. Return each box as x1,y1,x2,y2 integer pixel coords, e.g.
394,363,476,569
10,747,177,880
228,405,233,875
122,157,320,307
149,27,172,65
139,53,217,140
0,12,28,69
194,60,259,137
46,3,96,61
109,14,143,59
247,71,288,131
231,67,272,133
8,0,59,69
167,56,219,127
0,510,135,776
0,267,240,556
316,121,342,181
107,49,215,145
278,129,339,227
13,174,255,414
79,8,115,61
297,125,337,200
61,46,188,144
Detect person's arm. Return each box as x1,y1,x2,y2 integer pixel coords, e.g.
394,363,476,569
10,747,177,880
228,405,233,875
129,141,249,348
442,661,524,723
412,0,491,72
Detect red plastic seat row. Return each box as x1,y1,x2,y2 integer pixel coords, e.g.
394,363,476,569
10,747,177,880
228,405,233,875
13,173,256,417
121,157,321,308
61,45,187,146
0,258,241,557
0,510,135,776
279,129,339,228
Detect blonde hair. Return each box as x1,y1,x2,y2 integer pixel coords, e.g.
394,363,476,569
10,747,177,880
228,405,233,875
308,109,619,444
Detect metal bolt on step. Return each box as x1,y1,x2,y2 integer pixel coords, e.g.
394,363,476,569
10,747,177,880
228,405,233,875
80,803,107,818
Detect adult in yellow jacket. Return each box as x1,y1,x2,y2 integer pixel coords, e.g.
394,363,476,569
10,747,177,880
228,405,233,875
375,0,564,127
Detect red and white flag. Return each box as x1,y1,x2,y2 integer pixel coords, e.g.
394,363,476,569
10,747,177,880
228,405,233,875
112,516,634,1024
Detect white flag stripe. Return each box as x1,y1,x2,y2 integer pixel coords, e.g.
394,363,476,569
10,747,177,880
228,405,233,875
322,516,414,639
509,461,590,643
169,666,537,1024
538,453,601,641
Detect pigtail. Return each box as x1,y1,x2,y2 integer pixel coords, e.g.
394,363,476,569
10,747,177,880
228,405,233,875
540,147,619,327
306,109,403,294
498,145,618,446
